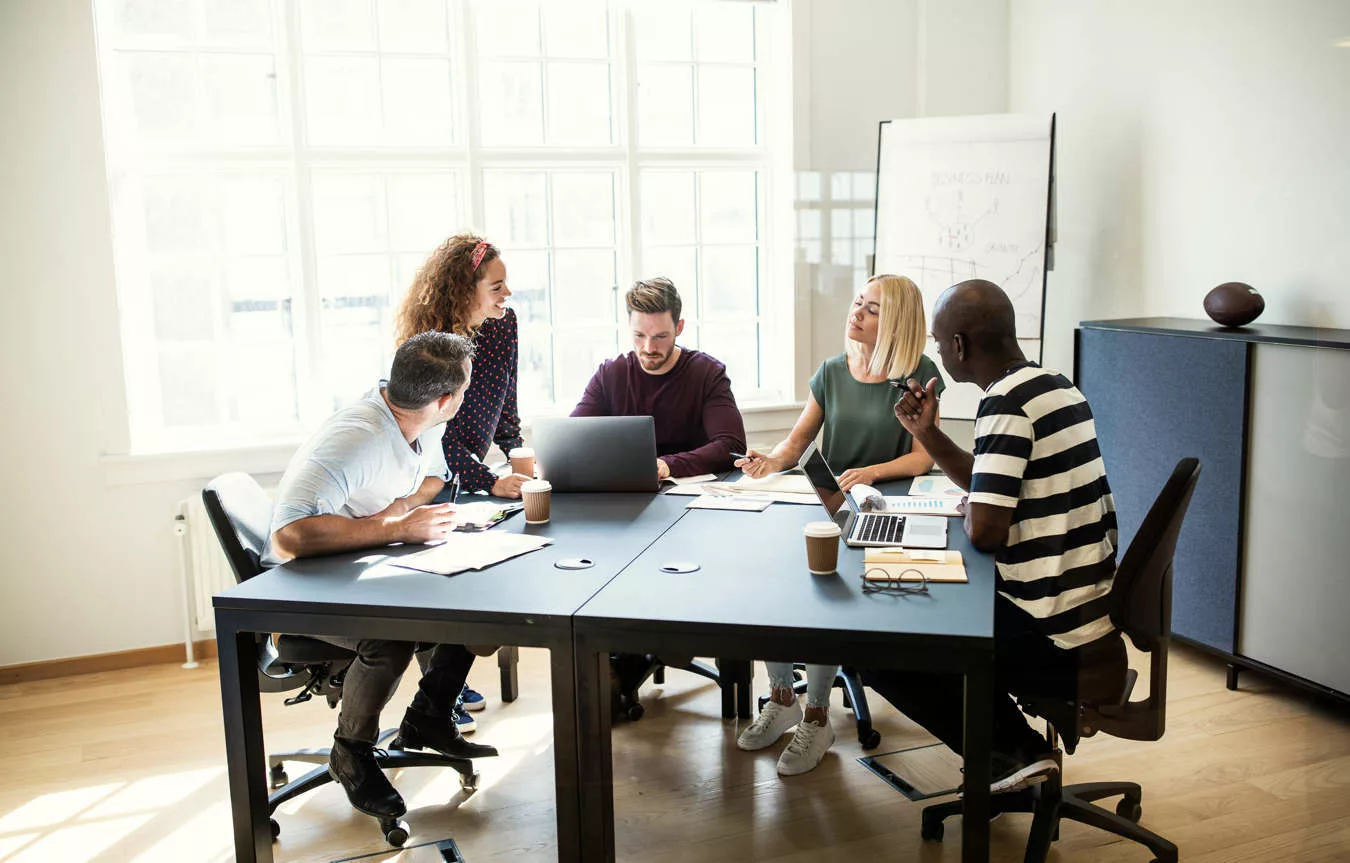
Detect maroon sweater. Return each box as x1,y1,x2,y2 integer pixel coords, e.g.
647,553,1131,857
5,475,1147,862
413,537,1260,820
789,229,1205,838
570,349,746,477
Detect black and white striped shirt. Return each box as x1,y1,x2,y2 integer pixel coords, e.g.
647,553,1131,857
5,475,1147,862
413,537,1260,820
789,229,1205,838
968,363,1118,650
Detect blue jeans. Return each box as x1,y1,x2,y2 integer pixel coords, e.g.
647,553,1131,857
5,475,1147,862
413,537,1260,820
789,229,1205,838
764,661,838,708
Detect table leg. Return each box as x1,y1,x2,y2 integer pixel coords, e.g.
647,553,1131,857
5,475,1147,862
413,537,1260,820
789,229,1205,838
216,620,270,863
961,657,994,863
549,640,583,863
574,632,615,863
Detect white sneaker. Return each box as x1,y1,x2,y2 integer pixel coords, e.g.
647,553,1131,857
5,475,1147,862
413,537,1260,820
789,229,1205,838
737,700,803,751
776,719,835,776
989,757,1059,793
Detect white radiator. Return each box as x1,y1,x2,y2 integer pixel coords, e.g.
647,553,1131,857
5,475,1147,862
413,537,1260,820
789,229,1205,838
175,494,241,636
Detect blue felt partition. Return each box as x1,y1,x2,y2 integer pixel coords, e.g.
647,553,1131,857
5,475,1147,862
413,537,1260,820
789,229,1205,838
1075,327,1247,654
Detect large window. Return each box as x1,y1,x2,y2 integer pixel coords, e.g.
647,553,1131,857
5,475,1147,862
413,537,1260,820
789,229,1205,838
94,0,788,453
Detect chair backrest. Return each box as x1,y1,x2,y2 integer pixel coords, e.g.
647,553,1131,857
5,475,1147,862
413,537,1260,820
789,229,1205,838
1090,457,1202,743
202,472,274,583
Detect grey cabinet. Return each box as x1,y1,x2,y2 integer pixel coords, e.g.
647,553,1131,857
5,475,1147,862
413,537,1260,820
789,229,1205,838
1076,318,1350,700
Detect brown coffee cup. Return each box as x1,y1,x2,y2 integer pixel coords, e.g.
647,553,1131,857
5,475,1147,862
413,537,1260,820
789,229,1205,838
509,446,535,478
804,521,842,574
521,479,552,524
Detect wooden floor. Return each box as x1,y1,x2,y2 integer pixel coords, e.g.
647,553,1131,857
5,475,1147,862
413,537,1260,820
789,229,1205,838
1,644,1348,862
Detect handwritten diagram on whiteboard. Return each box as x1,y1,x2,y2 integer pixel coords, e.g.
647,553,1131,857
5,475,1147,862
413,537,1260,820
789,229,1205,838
874,114,1054,419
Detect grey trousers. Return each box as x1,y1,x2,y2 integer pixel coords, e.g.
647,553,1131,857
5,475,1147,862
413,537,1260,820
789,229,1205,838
317,637,476,744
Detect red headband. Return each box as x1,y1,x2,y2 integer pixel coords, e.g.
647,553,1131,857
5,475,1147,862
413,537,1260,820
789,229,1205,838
471,240,491,271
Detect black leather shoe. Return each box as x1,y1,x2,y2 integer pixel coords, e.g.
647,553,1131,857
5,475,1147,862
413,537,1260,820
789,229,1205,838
399,708,498,759
328,737,406,819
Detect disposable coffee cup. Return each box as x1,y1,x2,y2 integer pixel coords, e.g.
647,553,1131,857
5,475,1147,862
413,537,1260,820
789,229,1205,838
509,446,535,477
521,479,552,524
803,521,842,574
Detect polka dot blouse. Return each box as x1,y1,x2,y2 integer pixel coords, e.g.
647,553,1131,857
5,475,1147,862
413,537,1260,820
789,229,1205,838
441,308,523,492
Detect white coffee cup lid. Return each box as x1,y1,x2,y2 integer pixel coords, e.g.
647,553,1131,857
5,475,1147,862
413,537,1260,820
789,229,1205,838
521,479,551,493
803,520,841,538
509,446,534,458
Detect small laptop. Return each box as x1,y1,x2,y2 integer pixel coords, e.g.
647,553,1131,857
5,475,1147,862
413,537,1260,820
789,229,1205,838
531,416,660,493
799,443,948,549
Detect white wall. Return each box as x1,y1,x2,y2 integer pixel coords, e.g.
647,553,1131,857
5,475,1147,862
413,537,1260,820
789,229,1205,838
1009,0,1350,374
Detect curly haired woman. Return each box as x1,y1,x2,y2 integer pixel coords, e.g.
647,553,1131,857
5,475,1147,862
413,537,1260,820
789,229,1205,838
393,234,530,501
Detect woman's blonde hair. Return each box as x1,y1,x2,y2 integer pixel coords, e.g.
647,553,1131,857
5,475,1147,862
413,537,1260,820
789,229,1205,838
845,273,927,379
392,233,499,344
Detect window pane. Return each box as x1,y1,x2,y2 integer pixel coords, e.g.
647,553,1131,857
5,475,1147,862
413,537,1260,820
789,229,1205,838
545,62,612,146
693,4,754,63
311,174,387,254
479,61,544,145
323,335,387,410
517,326,554,411
699,170,757,244
122,52,198,139
639,246,698,321
696,65,755,146
151,265,215,341
229,341,299,423
203,0,275,49
377,0,449,54
504,249,550,324
798,209,821,241
640,171,695,246
304,56,382,145
381,57,454,144
539,2,609,58
551,172,615,248
220,175,288,255
201,54,281,145
699,321,757,392
633,6,691,62
226,256,292,315
637,64,693,147
301,0,376,52
483,171,548,247
160,349,220,427
141,175,211,254
555,327,618,406
700,245,757,317
106,0,195,41
386,172,459,253
552,250,616,326
474,0,540,57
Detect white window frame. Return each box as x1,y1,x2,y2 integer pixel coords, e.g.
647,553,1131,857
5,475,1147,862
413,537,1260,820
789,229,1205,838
95,0,796,462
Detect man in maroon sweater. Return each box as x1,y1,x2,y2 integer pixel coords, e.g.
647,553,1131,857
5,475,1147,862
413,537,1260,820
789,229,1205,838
571,277,747,478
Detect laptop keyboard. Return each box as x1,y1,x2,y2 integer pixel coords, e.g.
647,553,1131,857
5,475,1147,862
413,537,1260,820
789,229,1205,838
854,513,906,544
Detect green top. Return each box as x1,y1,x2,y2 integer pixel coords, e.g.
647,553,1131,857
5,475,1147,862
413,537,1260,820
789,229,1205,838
808,353,947,471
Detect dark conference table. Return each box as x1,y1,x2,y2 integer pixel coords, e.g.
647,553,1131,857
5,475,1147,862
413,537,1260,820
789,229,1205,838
215,482,996,863
572,495,998,863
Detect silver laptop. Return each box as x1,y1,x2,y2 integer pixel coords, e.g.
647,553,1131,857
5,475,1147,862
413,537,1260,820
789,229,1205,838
799,443,948,549
531,416,660,493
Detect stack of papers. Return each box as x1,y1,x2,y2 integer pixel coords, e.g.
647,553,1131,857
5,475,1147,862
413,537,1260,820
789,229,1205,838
390,532,553,575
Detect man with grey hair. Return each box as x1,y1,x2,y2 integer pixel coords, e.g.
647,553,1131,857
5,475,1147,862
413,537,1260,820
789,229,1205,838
265,330,496,824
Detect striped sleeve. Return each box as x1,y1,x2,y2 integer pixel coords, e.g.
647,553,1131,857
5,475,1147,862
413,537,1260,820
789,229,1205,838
969,405,1033,509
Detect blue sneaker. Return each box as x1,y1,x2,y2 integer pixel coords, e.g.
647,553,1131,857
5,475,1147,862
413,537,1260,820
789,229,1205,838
453,707,476,734
460,685,486,713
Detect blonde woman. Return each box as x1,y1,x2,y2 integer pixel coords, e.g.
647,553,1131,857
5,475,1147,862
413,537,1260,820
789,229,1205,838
733,273,945,775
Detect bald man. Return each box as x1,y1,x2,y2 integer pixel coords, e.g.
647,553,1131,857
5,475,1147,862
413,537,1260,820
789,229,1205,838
862,280,1127,795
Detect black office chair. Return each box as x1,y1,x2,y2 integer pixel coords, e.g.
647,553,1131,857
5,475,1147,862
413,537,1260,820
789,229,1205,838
919,458,1201,863
756,666,882,749
610,653,752,722
203,472,482,848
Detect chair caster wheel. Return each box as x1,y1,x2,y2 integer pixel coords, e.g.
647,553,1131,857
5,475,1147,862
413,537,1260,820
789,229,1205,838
859,729,882,750
625,703,645,722
920,816,944,841
269,764,289,789
387,736,407,751
381,818,410,847
756,695,769,712
269,818,280,841
1116,798,1142,822
460,771,480,793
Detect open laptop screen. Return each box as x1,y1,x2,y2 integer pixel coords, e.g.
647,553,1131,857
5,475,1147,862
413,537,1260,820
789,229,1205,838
800,443,850,518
